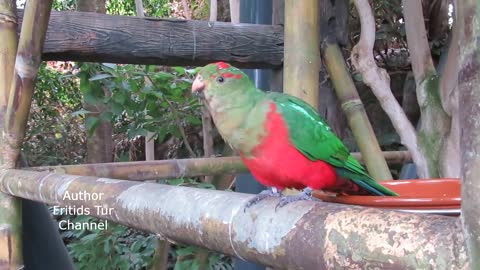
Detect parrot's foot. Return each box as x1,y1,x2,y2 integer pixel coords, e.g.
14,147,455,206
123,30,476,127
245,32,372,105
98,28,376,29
275,188,317,210
244,187,282,212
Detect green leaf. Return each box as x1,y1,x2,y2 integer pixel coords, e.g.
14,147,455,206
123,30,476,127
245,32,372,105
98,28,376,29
196,183,216,190
176,246,197,256
155,72,175,80
156,128,168,143
173,66,186,75
131,240,144,252
113,91,128,104
186,115,201,125
89,73,114,81
167,178,185,186
100,111,114,122
185,68,198,74
127,128,148,139
85,116,100,135
121,80,132,91
83,91,99,105
174,260,193,270
71,109,92,117
102,63,117,70
104,238,112,253
111,102,124,115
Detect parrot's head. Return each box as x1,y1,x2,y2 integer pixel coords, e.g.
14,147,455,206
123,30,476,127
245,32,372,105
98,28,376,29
191,62,255,103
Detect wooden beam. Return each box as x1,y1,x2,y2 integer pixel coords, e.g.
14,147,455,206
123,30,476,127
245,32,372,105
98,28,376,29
17,10,284,68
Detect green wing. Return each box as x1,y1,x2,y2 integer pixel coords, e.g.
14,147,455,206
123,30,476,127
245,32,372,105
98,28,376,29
267,92,397,196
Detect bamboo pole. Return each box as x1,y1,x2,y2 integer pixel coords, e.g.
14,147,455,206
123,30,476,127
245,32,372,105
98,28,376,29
0,0,16,117
30,151,412,180
323,42,393,180
0,0,22,266
0,0,52,268
0,169,468,269
283,0,320,107
3,0,53,168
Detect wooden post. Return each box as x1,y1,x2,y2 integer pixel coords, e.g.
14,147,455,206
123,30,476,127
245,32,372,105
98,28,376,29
283,0,320,107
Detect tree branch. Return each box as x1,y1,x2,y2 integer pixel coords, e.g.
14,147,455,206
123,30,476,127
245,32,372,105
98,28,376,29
402,0,436,83
439,9,461,178
458,0,480,266
351,0,429,177
402,0,451,178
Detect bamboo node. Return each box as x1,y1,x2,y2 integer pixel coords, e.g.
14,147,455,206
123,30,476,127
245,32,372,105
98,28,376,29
228,199,247,261
0,12,17,24
341,99,364,114
14,57,40,79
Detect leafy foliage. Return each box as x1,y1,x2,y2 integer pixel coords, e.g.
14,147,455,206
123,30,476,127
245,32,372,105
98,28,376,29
50,0,173,17
107,0,171,17
61,215,157,270
75,64,202,154
57,178,229,270
24,62,85,166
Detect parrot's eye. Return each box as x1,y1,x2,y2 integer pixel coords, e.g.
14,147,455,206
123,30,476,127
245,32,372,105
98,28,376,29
216,76,225,83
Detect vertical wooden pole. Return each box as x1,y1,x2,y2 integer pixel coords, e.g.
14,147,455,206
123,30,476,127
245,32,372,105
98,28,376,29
283,0,320,107
0,0,53,268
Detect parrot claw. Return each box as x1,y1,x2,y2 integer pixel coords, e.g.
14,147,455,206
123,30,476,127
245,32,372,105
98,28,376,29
243,188,282,212
275,188,317,210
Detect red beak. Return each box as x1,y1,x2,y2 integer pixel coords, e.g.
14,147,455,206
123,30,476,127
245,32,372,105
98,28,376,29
192,75,205,96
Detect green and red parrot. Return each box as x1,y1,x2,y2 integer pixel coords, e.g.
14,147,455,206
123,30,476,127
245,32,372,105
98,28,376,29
192,62,397,209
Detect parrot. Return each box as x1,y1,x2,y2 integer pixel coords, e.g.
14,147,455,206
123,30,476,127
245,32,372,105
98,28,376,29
191,62,398,209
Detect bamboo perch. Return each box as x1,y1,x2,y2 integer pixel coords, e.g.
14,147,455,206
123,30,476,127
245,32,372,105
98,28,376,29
0,169,468,269
30,151,412,181
283,0,320,107
323,42,392,181
0,1,21,268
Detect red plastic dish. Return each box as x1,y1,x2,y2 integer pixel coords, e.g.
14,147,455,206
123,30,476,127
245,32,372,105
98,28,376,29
312,178,461,215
